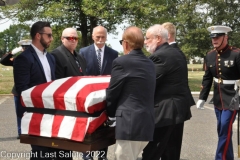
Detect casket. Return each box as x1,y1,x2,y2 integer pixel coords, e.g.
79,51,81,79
20,76,116,151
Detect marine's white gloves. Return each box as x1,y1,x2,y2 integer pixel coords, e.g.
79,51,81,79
11,47,22,55
196,99,205,110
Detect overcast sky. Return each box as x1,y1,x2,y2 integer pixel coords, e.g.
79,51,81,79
0,19,124,52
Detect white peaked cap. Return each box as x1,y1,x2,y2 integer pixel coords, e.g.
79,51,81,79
18,39,32,46
207,25,232,34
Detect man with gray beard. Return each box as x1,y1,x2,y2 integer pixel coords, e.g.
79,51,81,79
142,24,193,160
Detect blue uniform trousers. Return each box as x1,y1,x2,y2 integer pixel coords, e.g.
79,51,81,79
214,108,237,160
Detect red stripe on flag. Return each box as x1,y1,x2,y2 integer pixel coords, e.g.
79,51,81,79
51,115,64,137
76,83,109,113
71,118,88,142
87,112,107,134
53,77,81,110
28,113,43,136
88,101,106,113
31,82,52,108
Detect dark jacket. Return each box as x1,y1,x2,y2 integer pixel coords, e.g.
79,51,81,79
51,44,86,79
150,42,192,128
106,49,156,141
79,44,118,75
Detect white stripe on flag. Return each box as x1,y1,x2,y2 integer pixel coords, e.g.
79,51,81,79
84,89,106,113
40,114,54,137
58,116,76,139
21,112,33,134
21,87,35,107
64,77,110,111
42,77,70,109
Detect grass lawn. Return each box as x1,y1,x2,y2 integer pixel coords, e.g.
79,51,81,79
0,64,207,94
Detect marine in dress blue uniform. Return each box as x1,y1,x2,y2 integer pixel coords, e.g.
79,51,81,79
197,25,240,160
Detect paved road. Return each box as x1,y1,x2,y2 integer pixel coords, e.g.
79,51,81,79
0,95,239,160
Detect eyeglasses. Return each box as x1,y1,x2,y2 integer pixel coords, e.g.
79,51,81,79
63,37,79,41
119,40,124,45
39,33,53,38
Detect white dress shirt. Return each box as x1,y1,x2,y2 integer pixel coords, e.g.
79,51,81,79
31,44,52,82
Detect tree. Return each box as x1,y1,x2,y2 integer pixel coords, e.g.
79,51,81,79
0,0,164,48
0,24,30,57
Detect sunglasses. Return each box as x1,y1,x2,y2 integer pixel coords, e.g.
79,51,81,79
63,37,79,41
39,33,53,38
119,40,124,45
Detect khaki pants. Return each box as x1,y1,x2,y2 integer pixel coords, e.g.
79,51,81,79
115,140,148,160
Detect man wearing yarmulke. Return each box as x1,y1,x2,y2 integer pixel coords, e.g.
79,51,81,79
196,25,240,160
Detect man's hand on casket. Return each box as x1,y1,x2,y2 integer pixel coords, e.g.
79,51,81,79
106,117,116,127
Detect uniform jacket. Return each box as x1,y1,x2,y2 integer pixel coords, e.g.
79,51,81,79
79,44,118,75
51,44,86,79
170,43,195,107
150,42,192,128
13,45,56,95
199,45,240,110
106,49,156,141
0,53,13,66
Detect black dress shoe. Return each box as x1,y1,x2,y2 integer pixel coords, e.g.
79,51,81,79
17,135,20,139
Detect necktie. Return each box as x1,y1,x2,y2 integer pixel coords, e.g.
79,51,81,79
97,49,101,73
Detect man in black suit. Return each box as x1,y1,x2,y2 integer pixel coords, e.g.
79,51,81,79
106,26,156,160
51,28,86,79
50,28,87,160
162,22,195,159
142,24,193,160
13,21,57,160
79,26,118,76
79,26,118,160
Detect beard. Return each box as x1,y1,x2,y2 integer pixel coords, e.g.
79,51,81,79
40,37,50,49
145,42,158,54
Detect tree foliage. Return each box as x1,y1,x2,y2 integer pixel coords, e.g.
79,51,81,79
1,0,240,60
0,24,30,57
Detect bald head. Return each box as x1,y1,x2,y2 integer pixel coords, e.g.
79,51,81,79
61,28,79,53
92,26,107,48
62,28,78,37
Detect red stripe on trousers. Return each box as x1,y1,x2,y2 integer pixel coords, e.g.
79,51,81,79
31,82,52,108
71,118,88,142
28,113,43,136
53,77,81,110
76,83,109,113
222,110,237,160
51,115,64,137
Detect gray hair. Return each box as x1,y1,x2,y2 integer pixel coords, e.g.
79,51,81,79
147,24,168,42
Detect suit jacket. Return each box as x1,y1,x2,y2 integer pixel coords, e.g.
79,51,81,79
150,42,192,128
170,43,195,107
106,49,156,141
79,44,118,75
13,45,56,95
51,45,86,79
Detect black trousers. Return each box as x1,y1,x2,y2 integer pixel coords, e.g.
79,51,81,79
142,123,184,160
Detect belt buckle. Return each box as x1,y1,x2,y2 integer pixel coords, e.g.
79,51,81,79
218,78,222,83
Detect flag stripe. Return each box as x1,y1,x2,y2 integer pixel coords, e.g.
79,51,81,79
53,77,79,110
31,82,52,108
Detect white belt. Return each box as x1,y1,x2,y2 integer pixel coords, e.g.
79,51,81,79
214,78,236,84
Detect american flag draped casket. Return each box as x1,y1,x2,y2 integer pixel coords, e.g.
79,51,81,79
20,76,110,142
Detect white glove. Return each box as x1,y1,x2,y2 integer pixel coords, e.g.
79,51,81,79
11,47,22,55
196,99,205,110
107,117,116,127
